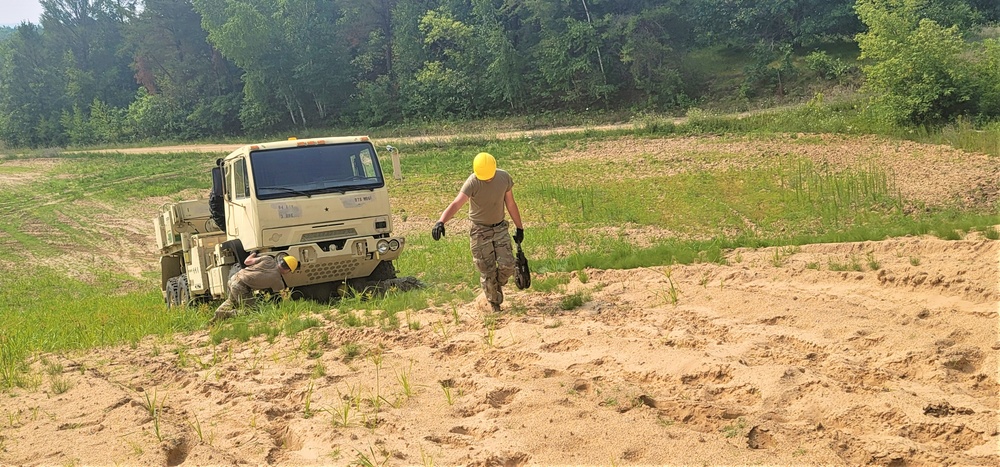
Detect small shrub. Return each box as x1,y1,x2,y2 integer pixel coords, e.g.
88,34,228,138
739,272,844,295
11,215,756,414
50,375,72,395
804,51,853,81
721,417,747,438
828,256,862,271
341,342,362,362
559,292,587,310
865,251,881,270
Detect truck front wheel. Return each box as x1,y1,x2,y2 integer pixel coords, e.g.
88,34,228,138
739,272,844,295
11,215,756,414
367,260,397,282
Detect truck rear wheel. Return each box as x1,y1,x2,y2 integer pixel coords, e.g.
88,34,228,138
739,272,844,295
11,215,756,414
165,274,190,308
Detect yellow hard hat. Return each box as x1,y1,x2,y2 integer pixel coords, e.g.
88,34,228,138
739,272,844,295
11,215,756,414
281,255,299,272
473,152,496,180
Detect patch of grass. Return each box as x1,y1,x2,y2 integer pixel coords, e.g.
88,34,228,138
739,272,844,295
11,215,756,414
560,292,589,311
865,251,881,271
440,380,455,406
354,445,389,467
303,381,315,419
396,360,415,399
528,274,571,293
721,417,747,438
312,361,327,378
341,342,363,362
656,267,681,306
933,228,963,241
50,375,73,395
299,332,328,359
770,245,801,267
483,313,498,348
828,256,862,272
284,316,322,337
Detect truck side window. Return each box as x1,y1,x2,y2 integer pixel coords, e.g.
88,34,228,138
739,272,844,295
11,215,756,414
358,149,376,178
234,158,250,199
224,166,233,201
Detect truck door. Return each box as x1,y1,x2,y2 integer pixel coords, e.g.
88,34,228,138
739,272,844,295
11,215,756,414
226,157,255,246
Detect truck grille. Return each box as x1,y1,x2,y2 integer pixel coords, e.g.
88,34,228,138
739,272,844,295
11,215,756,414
303,259,361,281
301,228,357,243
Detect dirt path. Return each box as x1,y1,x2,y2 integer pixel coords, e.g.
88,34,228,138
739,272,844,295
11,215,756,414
77,123,642,155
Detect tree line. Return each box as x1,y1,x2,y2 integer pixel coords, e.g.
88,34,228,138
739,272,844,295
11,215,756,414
1,0,998,148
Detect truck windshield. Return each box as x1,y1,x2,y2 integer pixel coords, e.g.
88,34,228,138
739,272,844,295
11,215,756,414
250,142,385,200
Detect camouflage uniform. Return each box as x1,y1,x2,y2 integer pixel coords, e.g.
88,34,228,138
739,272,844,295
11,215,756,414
460,169,515,309
213,255,285,321
471,220,516,306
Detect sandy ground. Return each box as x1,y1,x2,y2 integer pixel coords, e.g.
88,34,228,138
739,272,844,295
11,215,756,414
1,133,998,466
1,236,997,466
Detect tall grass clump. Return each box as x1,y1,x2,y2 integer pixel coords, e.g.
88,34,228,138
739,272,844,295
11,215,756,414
911,118,1000,157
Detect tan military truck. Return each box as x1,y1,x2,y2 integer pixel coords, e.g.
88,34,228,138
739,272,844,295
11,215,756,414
153,136,405,306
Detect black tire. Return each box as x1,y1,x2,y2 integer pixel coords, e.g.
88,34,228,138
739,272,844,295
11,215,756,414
367,260,397,282
164,277,177,307
296,281,339,302
221,239,249,266
339,261,402,299
165,274,190,308
178,274,190,306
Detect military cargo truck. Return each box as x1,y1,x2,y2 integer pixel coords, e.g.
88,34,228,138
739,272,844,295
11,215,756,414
153,136,405,306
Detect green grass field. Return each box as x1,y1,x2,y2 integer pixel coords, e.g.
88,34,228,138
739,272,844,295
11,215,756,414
1,106,998,390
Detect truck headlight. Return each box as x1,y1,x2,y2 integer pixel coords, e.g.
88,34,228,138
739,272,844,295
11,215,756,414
388,239,400,251
376,239,390,254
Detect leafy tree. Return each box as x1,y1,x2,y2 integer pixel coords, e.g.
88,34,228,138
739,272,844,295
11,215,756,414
970,39,1000,118
690,0,860,48
335,0,403,125
127,0,242,138
470,0,527,112
193,0,351,131
0,23,67,147
614,2,690,108
0,26,15,43
856,0,975,124
521,0,616,108
40,0,137,110
404,7,480,118
968,0,1000,22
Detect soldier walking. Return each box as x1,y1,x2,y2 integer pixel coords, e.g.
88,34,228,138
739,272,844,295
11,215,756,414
432,152,524,312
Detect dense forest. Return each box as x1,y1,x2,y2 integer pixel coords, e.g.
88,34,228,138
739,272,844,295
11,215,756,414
1,0,998,148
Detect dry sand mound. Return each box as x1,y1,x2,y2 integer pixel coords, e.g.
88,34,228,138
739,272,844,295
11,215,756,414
2,234,996,466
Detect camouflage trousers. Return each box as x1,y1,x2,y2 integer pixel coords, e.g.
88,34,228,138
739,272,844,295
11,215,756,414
470,221,515,306
213,274,256,321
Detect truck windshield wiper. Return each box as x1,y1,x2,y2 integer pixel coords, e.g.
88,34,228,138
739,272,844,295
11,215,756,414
259,186,312,198
314,186,349,194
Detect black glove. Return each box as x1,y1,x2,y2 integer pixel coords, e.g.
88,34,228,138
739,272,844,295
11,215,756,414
513,228,524,244
432,221,446,241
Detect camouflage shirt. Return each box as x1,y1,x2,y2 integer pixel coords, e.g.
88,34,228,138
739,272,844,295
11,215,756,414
237,255,285,292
